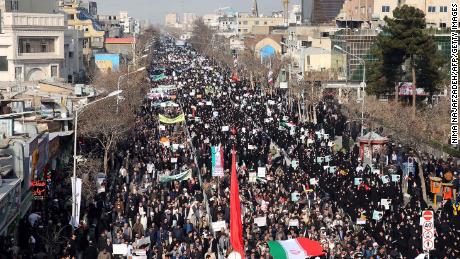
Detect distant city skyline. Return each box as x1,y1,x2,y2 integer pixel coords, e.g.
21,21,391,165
97,0,301,24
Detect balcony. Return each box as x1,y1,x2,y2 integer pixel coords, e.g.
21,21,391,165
2,12,65,29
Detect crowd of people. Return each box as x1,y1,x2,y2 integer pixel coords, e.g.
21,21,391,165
67,35,460,258
2,34,460,259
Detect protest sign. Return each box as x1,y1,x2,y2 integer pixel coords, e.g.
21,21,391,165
354,178,363,186
291,160,299,169
391,174,401,182
212,221,227,232
291,192,300,202
257,167,266,178
289,219,299,227
372,210,383,221
381,175,390,184
222,126,229,132
381,199,391,210
249,172,257,183
113,244,128,255
254,217,267,227
171,157,177,163
136,236,151,247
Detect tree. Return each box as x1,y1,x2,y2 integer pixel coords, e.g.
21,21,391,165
79,68,147,175
367,5,445,109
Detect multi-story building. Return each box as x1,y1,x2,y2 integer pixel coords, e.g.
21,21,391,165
336,0,374,28
285,26,333,74
237,13,284,35
0,11,66,82
311,0,346,24
119,11,136,34
373,0,459,28
165,13,180,27
97,14,123,38
330,28,378,81
61,1,105,68
63,29,84,83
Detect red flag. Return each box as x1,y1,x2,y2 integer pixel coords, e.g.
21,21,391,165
230,147,244,257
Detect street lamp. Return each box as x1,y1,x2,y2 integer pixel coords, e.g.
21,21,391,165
334,45,366,137
71,90,122,229
116,67,146,114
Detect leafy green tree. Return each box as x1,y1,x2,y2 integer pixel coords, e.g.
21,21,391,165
367,5,444,108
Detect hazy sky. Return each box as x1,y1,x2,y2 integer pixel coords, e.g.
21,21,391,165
97,0,301,24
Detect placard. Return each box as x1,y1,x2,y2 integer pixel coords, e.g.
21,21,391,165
356,219,366,225
324,155,331,163
309,178,318,185
328,166,337,173
381,199,391,210
136,236,151,247
257,167,266,178
381,175,390,184
213,111,218,118
354,178,363,186
222,126,229,132
171,158,178,163
316,157,324,163
291,192,300,202
291,160,299,169
159,125,166,131
212,221,227,232
254,216,267,227
248,144,256,150
372,210,383,221
113,244,128,255
288,219,299,227
391,174,400,182
249,172,257,183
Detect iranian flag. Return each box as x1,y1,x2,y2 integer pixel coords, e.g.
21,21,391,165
268,238,324,259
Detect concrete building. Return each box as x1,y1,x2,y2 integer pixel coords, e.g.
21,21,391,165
165,13,180,27
336,0,374,28
104,37,134,61
237,13,284,35
285,26,333,75
0,12,66,82
61,1,105,69
373,0,459,28
0,0,59,13
330,28,378,81
62,29,84,83
311,0,346,24
97,14,123,38
119,11,136,34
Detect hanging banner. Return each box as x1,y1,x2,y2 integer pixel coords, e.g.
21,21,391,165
159,169,192,183
70,177,82,228
159,113,185,124
211,146,224,177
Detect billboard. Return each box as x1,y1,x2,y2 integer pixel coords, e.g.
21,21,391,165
95,54,120,72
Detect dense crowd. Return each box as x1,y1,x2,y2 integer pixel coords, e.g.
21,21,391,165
2,35,460,259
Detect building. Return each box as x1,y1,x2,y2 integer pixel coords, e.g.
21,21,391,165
61,1,105,68
119,11,136,34
165,13,180,27
63,29,85,83
330,28,378,81
237,13,285,35
373,0,459,28
289,4,303,25
0,0,59,13
311,0,346,24
301,0,314,24
104,37,134,61
97,14,123,38
0,12,66,82
336,0,374,29
245,34,283,61
285,26,333,75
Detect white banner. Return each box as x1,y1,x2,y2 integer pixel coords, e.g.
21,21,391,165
254,216,267,227
113,244,128,255
71,177,82,228
212,221,227,232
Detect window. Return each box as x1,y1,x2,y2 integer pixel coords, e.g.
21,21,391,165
428,6,436,12
264,21,267,25
15,67,22,80
69,14,75,20
440,22,447,28
19,38,55,53
381,6,390,12
255,21,259,25
0,57,8,71
51,65,58,77
440,6,448,13
307,56,310,66
243,21,248,25
301,41,312,47
69,52,74,58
